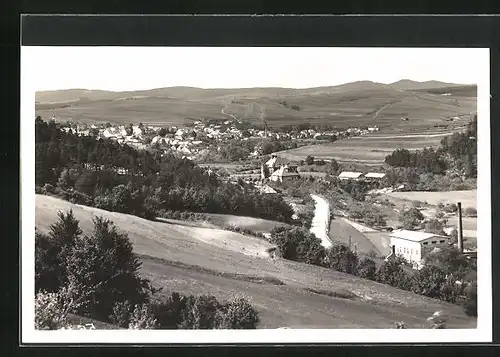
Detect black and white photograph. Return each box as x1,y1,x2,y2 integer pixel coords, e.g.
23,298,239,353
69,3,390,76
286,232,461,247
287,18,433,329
21,45,491,344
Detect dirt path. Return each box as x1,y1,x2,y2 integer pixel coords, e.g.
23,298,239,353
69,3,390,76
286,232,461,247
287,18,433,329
310,194,332,248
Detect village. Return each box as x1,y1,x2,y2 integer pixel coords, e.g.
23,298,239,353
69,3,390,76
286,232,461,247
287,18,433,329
57,117,379,161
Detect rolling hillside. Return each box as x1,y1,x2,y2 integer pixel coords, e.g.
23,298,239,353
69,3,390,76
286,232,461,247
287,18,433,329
35,81,476,129
35,194,476,329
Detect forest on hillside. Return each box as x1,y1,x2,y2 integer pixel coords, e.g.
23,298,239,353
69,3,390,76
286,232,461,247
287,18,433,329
35,117,294,223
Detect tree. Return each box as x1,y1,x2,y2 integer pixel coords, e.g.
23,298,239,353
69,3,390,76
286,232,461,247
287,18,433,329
125,124,134,136
215,296,260,329
399,207,425,230
424,219,446,235
35,231,61,293
158,128,168,137
326,159,340,175
305,155,315,166
376,259,411,290
48,210,83,287
325,244,358,274
410,265,447,299
65,216,152,322
356,257,377,280
423,245,471,278
269,226,325,265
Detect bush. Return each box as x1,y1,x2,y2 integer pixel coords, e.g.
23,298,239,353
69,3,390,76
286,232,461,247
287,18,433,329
424,219,446,235
215,296,260,329
109,300,133,328
325,244,358,274
399,207,425,230
269,226,326,265
35,291,67,330
356,258,377,280
464,207,477,217
128,303,158,329
152,292,259,329
376,259,411,290
423,245,472,278
410,265,448,299
463,282,477,317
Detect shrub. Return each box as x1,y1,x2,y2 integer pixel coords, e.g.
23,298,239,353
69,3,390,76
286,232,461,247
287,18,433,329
464,207,477,217
356,258,377,280
463,282,477,317
399,207,425,230
128,304,158,330
376,259,411,290
109,300,133,328
35,291,67,330
325,244,358,274
269,226,326,265
423,245,471,278
410,265,448,299
215,296,260,329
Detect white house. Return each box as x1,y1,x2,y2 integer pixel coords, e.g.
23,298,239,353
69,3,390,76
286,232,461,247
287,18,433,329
386,230,450,269
269,166,300,183
338,171,364,181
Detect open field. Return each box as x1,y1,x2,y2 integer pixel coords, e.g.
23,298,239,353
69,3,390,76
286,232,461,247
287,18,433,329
329,218,380,255
275,131,459,165
36,82,476,129
385,190,477,209
35,194,475,328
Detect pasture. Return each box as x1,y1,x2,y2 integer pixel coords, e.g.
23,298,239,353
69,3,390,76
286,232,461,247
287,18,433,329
35,194,475,328
275,132,454,165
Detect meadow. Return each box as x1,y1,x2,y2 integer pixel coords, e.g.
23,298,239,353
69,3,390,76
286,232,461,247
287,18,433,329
275,131,458,165
35,82,476,129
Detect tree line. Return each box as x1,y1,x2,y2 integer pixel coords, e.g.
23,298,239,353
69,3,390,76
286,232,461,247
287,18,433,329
384,116,477,178
35,117,294,223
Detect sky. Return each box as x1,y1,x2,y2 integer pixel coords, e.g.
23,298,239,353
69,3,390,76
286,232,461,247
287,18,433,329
23,47,488,92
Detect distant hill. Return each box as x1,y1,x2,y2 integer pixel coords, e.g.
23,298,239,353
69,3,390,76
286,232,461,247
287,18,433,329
389,79,469,91
35,80,477,129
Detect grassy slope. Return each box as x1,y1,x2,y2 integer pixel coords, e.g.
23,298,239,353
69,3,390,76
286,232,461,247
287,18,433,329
35,194,475,328
35,84,476,129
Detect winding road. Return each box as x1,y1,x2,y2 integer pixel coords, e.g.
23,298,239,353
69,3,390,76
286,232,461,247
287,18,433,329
310,194,332,249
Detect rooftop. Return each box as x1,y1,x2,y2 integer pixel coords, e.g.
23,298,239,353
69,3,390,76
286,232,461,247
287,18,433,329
390,229,447,242
365,172,386,179
338,171,364,179
266,156,290,167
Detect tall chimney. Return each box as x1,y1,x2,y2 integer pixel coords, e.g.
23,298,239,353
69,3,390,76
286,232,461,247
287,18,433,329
392,245,396,255
457,202,464,252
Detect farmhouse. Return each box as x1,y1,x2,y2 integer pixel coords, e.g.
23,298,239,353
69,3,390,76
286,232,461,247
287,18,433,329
386,230,450,269
265,155,290,174
269,165,300,183
338,171,364,181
